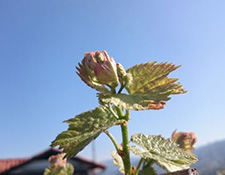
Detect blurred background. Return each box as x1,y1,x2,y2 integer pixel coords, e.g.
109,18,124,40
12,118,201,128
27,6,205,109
1,1,225,174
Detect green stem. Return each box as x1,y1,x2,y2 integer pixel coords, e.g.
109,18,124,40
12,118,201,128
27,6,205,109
107,105,119,119
104,130,120,151
111,86,116,94
120,122,131,175
135,158,144,175
115,107,131,174
118,83,124,94
116,106,123,119
124,110,130,121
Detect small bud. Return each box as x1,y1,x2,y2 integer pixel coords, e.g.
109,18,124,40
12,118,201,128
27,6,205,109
132,166,136,174
49,153,67,168
123,73,133,88
116,63,127,83
171,130,197,151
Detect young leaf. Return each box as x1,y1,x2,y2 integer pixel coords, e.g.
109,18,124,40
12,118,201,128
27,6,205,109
44,164,74,175
51,106,124,158
138,166,157,175
126,62,186,95
129,134,198,172
99,93,166,110
112,150,125,174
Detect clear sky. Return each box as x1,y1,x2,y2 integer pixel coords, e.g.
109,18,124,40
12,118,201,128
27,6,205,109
1,0,225,162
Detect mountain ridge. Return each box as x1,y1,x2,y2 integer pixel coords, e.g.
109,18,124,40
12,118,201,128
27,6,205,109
193,139,225,175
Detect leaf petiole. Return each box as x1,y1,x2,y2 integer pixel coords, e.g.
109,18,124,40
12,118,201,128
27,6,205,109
118,83,125,94
107,104,119,119
104,130,120,151
134,158,145,175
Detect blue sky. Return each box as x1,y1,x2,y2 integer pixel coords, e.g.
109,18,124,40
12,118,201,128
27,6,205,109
1,0,225,162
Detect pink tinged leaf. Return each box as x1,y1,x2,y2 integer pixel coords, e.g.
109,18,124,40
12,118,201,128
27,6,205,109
147,100,165,110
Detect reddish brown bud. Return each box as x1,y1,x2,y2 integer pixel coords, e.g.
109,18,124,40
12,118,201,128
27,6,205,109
171,130,197,151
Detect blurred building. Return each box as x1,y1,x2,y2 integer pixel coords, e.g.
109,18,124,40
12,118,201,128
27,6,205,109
0,148,106,175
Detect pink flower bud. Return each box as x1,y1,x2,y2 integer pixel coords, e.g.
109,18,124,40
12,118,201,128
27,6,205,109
76,51,119,92
49,153,67,168
171,130,197,151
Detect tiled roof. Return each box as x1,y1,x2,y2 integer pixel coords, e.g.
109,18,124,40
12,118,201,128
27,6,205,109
0,148,106,174
0,158,30,173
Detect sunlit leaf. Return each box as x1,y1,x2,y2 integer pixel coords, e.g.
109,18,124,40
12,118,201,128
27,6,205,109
126,62,186,96
99,93,166,110
155,159,189,173
129,134,198,172
51,106,124,158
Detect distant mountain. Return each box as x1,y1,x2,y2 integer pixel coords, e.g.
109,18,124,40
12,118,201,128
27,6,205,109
193,139,225,175
99,139,225,175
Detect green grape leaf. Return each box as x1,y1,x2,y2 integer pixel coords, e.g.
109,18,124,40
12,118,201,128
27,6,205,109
126,62,186,95
99,93,166,110
112,150,125,174
44,163,74,175
155,159,189,173
51,106,124,158
138,166,157,175
129,134,198,172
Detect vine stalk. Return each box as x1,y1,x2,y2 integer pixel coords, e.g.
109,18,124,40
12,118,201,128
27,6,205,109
120,121,132,175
